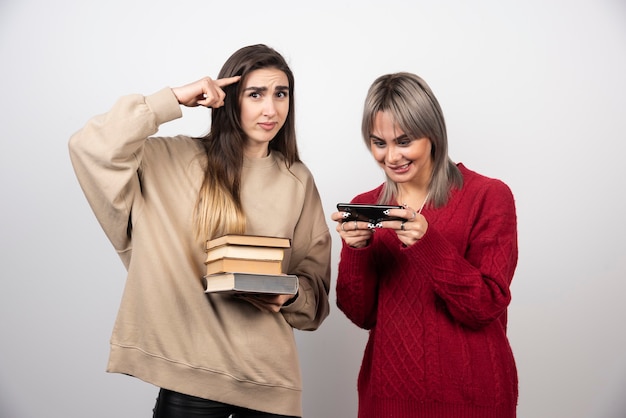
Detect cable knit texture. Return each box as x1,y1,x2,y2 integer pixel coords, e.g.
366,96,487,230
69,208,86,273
336,164,518,418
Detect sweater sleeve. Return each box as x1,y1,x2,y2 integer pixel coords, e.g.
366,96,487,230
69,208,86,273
335,243,380,330
334,188,384,330
280,171,332,331
68,88,183,268
415,180,518,329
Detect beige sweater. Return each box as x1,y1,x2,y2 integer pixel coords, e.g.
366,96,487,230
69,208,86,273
69,88,331,416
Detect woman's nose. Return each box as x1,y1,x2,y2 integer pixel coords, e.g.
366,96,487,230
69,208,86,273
386,145,402,163
263,98,277,117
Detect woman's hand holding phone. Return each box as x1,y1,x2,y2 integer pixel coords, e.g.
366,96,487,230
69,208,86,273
332,203,427,248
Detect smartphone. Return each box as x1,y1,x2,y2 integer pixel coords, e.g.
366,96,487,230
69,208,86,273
336,203,405,223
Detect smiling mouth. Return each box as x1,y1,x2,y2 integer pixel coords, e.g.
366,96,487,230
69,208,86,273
388,162,411,170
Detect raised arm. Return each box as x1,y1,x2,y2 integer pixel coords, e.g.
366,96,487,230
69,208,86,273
68,88,182,267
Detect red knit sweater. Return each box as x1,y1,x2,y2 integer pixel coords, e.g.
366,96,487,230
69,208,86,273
336,164,518,418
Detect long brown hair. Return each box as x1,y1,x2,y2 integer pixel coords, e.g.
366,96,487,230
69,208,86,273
361,72,462,207
195,44,300,241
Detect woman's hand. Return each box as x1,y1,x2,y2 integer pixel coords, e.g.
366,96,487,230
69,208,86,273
382,206,429,247
171,76,241,108
235,293,295,313
330,211,373,248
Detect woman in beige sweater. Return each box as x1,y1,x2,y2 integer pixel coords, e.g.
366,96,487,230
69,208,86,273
69,44,331,418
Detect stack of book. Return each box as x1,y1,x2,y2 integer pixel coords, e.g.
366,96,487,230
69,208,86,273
202,234,299,295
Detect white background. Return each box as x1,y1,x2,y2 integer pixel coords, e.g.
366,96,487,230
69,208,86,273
1,1,625,417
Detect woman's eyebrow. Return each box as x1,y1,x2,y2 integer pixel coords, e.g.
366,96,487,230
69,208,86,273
242,86,267,92
369,134,410,142
242,85,289,92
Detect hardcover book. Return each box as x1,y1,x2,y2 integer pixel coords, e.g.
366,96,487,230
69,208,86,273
205,244,285,263
205,257,283,276
206,234,291,250
203,272,299,295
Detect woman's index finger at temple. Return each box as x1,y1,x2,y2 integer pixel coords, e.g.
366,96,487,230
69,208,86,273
216,76,241,87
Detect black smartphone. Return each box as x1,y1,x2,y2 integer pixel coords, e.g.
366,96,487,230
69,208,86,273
336,203,405,223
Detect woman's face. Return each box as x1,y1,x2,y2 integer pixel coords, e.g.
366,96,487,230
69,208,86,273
239,68,290,157
369,111,433,187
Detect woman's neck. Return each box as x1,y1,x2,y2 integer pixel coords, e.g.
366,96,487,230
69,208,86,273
244,143,270,159
396,183,430,209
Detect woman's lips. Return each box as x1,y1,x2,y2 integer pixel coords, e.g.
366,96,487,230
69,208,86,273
258,122,277,131
388,162,411,174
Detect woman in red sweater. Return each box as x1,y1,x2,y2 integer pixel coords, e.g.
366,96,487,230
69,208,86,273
331,72,518,418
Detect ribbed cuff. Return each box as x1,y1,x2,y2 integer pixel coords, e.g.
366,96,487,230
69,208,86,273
145,87,183,126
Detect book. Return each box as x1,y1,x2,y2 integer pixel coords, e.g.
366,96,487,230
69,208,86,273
206,234,291,251
205,257,283,276
205,244,285,263
203,272,299,295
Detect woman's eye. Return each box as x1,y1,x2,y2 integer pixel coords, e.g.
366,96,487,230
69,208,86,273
372,140,385,148
276,91,288,98
249,92,261,99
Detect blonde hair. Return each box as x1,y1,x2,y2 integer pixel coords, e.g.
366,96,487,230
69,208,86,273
195,172,246,241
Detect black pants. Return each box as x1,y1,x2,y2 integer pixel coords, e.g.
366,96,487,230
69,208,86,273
153,388,300,418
